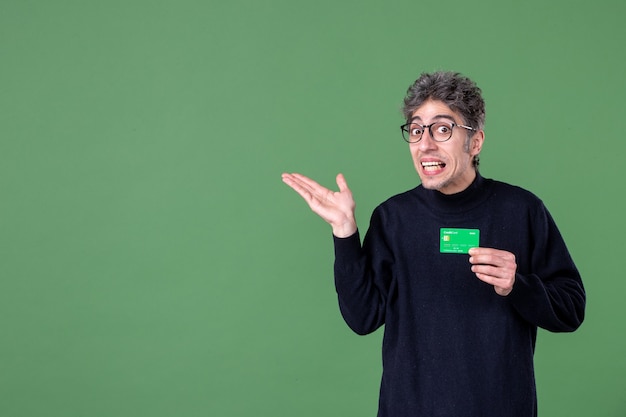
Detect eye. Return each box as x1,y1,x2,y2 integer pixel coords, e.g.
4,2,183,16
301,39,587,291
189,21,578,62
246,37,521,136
434,123,452,134
410,125,423,136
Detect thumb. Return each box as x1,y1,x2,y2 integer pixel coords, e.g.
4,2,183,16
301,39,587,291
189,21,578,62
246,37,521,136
336,173,350,192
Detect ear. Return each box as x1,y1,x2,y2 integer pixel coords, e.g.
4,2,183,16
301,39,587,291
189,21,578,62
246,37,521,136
470,130,484,157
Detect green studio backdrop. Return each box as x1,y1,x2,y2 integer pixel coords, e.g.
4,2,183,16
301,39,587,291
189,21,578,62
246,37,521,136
1,0,624,416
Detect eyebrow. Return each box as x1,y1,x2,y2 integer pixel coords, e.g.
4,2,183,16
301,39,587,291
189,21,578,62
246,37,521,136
409,114,457,123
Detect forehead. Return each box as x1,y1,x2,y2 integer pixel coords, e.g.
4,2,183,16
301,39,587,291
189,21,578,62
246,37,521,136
410,99,462,122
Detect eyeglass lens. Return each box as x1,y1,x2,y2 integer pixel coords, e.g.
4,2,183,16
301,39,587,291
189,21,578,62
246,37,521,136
402,122,454,143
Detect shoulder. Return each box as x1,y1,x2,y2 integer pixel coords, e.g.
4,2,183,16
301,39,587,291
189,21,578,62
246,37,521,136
485,178,545,209
364,187,422,226
376,186,422,210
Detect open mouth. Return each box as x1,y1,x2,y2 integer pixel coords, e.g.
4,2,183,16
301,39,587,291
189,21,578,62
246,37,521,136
421,161,446,173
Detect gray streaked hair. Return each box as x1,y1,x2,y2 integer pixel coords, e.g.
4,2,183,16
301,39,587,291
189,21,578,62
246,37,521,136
402,71,485,131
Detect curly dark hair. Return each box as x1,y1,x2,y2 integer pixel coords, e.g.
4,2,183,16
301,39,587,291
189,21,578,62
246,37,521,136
402,71,485,130
402,71,485,168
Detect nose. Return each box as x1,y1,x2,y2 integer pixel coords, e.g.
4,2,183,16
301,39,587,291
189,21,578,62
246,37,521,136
416,129,438,151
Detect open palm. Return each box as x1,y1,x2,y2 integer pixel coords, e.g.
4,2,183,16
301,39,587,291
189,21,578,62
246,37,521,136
282,172,357,238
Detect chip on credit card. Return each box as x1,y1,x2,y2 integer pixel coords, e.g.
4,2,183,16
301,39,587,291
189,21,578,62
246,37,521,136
440,228,480,254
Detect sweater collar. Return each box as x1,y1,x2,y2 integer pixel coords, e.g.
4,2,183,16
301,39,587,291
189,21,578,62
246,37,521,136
419,173,492,214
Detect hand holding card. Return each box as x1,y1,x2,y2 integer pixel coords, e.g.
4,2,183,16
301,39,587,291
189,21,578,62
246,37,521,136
468,247,517,296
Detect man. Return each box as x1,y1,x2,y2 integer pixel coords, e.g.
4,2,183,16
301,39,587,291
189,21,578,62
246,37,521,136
282,71,585,417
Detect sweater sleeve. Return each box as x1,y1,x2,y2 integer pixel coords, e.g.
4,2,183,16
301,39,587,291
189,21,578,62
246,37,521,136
507,202,586,332
333,209,393,335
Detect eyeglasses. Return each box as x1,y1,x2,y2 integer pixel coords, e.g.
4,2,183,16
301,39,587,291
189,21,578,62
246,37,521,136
400,121,475,143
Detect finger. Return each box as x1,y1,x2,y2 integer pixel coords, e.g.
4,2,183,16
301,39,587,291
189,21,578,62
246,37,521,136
469,252,497,266
469,251,514,267
290,173,326,191
282,173,305,191
473,271,497,285
336,173,350,193
469,254,505,267
282,174,319,201
282,174,317,195
293,174,333,197
468,247,514,259
283,179,314,203
471,264,503,278
472,270,514,296
472,267,513,286
282,173,304,190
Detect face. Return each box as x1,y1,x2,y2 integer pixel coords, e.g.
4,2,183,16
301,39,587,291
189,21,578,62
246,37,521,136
408,99,484,195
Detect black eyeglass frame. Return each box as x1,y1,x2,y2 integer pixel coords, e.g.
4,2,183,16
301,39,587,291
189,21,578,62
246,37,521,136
400,121,475,143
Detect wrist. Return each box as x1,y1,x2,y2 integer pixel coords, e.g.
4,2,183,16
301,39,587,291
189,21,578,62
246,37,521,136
331,218,357,238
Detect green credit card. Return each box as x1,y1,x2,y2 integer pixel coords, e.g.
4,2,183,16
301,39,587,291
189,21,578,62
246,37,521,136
440,228,480,254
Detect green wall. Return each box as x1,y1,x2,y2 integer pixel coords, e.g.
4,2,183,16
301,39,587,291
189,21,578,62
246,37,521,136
1,0,624,415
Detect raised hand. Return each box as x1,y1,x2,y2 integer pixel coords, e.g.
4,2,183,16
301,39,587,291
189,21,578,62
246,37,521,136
282,172,357,238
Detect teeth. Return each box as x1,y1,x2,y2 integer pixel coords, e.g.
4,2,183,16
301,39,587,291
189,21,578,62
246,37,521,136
422,161,445,172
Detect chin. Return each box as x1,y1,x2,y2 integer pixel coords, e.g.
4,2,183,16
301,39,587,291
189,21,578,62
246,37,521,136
418,173,445,189
420,179,445,191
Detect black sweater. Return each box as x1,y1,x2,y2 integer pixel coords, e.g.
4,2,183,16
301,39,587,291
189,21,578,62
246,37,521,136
333,175,585,417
